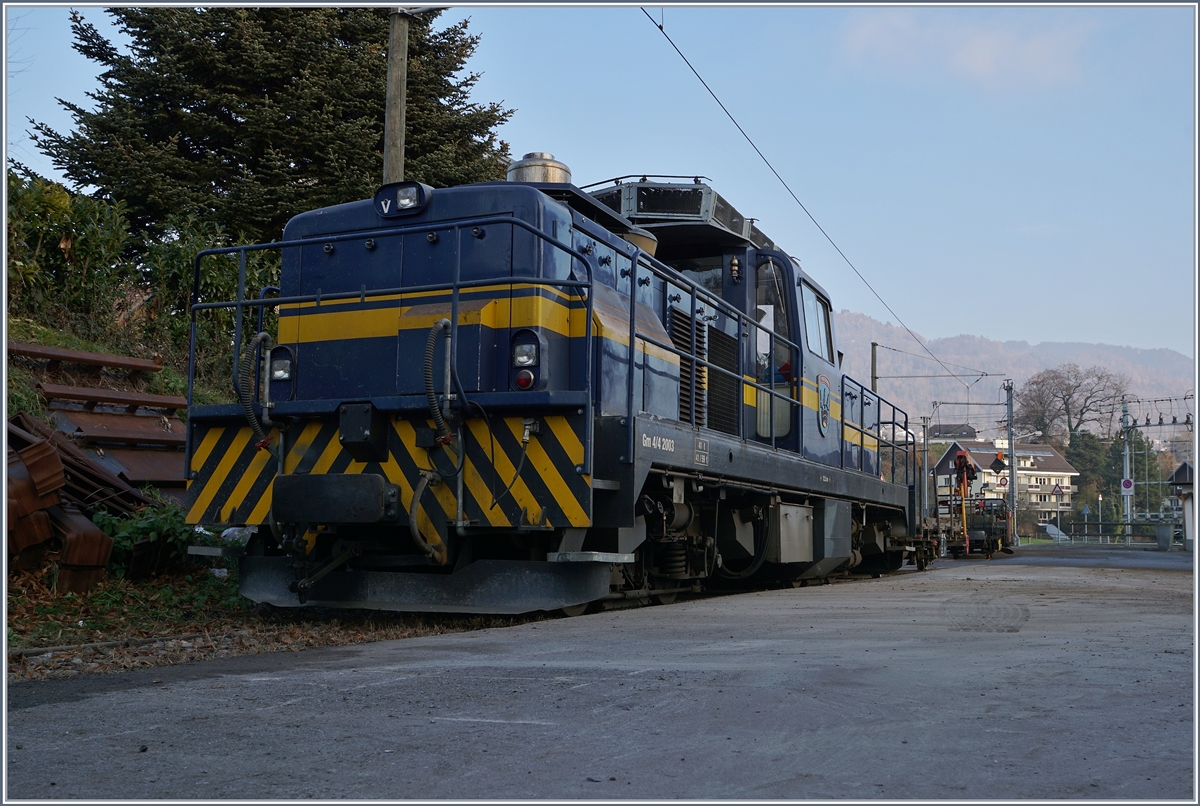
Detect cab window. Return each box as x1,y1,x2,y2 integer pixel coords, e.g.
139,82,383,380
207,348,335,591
755,260,793,438
756,260,792,378
800,283,833,363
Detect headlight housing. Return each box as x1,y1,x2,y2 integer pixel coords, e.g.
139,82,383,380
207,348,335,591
268,345,295,401
373,181,433,217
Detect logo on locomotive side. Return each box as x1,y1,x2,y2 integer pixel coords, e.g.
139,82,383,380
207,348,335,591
817,375,831,436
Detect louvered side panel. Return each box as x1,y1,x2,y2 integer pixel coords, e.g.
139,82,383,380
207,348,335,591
707,324,741,436
667,307,707,426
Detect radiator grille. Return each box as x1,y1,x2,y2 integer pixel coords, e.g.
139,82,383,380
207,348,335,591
637,186,704,216
667,307,707,426
591,189,622,214
707,325,741,436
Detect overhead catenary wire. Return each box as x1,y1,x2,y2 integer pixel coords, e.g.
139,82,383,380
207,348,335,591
640,8,969,389
873,343,992,377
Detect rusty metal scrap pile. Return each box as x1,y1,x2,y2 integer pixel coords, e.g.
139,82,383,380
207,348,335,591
6,342,187,594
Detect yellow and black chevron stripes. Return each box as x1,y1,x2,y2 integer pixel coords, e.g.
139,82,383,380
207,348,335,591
186,414,592,536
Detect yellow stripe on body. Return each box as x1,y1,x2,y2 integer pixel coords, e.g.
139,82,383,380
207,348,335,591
187,427,253,522
218,427,279,522
279,305,400,344
588,307,679,366
399,299,496,332
278,283,580,343
466,418,542,524
799,385,843,421
509,294,570,340
504,418,588,527
841,423,881,452
279,283,683,373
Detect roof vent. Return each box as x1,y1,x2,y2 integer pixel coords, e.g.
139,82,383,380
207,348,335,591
507,152,571,184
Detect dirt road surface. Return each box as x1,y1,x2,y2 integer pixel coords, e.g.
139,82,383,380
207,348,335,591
6,546,1194,799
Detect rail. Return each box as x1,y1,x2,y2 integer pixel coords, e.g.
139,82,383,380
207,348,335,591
186,214,596,477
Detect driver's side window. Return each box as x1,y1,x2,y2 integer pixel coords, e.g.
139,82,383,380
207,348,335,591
756,260,792,381
800,283,833,363
755,260,793,438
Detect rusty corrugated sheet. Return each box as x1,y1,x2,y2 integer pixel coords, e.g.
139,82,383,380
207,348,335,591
9,413,155,515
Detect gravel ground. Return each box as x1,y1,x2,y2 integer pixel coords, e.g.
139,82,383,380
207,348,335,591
6,545,1194,800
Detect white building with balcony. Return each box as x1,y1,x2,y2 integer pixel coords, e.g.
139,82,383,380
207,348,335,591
933,439,1081,522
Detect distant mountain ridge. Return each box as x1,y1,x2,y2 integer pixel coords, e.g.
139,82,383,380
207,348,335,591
833,310,1195,428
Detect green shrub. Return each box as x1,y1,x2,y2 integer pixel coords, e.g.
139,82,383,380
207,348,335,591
92,504,195,576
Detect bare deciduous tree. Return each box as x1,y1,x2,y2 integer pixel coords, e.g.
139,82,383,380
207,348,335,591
1015,363,1129,443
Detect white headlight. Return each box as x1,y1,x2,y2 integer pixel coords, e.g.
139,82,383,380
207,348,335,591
271,358,292,380
512,343,538,368
395,186,421,209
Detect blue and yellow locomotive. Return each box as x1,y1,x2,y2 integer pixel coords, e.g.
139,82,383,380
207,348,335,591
185,152,934,614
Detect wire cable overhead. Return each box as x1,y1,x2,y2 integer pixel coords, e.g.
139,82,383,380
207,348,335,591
640,8,969,389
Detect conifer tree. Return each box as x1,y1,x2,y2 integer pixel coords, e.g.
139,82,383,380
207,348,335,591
32,8,512,244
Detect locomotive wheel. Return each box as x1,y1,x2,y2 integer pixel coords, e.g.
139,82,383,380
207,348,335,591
652,591,678,605
559,604,589,617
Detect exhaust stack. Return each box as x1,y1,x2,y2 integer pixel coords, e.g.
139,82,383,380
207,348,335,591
507,152,571,184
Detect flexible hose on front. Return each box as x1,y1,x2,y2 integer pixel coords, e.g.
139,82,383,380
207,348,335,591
409,474,448,565
424,319,452,445
238,331,273,449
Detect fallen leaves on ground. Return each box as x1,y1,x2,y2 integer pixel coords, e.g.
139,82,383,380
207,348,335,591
8,559,545,682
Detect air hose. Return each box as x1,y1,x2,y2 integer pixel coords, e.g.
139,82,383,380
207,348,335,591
715,516,769,580
409,473,448,564
424,319,453,445
238,331,273,450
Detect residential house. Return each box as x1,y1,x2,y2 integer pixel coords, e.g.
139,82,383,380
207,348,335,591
933,439,1080,523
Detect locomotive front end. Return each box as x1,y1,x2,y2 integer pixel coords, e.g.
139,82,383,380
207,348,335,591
186,168,612,613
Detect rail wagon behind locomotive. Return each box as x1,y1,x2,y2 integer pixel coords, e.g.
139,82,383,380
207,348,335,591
185,153,936,613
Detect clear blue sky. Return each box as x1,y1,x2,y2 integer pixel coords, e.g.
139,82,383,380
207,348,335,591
5,4,1197,358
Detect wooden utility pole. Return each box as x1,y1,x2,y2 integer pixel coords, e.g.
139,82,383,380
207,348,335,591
870,342,878,392
383,8,413,184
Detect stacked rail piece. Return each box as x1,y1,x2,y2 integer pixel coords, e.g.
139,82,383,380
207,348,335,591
6,342,186,592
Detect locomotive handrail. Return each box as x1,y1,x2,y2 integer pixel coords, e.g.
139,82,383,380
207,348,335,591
622,252,803,460
617,245,910,484
186,213,596,477
840,375,911,485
